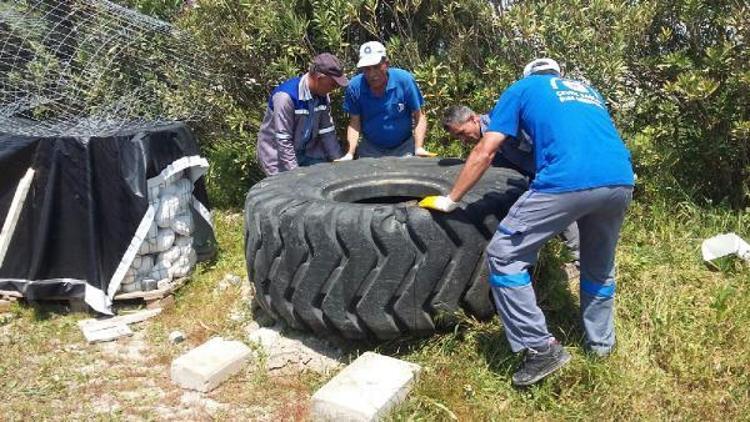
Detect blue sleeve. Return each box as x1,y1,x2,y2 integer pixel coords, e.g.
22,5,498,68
404,74,424,111
487,86,522,138
343,86,361,115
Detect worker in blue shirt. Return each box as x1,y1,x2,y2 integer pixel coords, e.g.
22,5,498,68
337,41,435,160
442,105,581,269
421,59,634,386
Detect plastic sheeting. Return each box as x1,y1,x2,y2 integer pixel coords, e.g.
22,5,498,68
0,122,216,313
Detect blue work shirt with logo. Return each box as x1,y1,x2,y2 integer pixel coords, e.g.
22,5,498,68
343,68,424,148
487,75,634,193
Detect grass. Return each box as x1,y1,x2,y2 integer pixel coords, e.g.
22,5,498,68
1,200,749,420
388,199,750,420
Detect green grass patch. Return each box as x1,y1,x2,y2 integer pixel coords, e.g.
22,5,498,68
1,201,749,419
386,199,750,420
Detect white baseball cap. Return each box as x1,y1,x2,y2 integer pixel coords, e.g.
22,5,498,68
357,41,387,68
523,58,561,77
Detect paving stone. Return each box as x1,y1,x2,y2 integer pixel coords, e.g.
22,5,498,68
171,337,252,392
82,324,133,343
311,352,421,421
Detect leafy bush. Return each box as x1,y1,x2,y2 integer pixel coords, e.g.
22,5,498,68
128,0,749,209
629,1,750,207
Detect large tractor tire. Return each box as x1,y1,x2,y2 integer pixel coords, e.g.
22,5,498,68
244,157,527,339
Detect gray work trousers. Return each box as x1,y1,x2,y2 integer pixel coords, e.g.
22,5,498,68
486,186,632,354
560,222,580,262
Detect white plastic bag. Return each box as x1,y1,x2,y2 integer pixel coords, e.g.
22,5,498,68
153,228,175,253
171,212,193,236
138,221,159,254
171,247,197,278
150,258,172,284
158,245,182,264
156,194,181,228
174,235,192,247
131,254,154,275
702,233,750,262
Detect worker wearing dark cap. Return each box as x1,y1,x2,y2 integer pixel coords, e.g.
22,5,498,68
257,53,349,175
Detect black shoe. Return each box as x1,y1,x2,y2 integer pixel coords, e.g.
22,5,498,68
512,340,571,386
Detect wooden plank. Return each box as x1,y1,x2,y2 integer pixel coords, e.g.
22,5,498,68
77,308,162,331
0,168,35,267
82,324,133,343
147,294,175,310
113,277,188,301
0,290,23,299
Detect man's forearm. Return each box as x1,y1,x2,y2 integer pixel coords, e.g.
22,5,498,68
448,133,506,202
448,148,492,201
346,124,360,155
413,111,427,148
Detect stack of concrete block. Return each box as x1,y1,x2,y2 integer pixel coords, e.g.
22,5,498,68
119,171,197,293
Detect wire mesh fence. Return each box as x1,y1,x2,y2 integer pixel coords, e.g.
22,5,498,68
0,0,212,137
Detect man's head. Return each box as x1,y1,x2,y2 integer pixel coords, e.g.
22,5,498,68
308,53,349,96
442,106,483,143
523,58,561,77
357,41,389,91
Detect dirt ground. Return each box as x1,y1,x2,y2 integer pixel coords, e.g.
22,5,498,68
1,266,347,420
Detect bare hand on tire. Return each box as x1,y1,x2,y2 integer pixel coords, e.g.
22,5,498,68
419,195,458,212
415,147,437,157
334,153,354,162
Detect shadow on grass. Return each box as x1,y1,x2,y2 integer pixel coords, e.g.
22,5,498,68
26,300,77,321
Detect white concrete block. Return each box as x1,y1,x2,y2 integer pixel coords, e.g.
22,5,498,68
82,324,132,343
311,352,421,422
171,337,252,392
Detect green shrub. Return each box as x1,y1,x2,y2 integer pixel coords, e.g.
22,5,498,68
629,1,750,207
128,0,748,209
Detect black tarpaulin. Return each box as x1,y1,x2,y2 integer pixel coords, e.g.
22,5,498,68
0,122,215,313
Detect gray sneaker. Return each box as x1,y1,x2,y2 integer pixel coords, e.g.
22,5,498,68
512,340,571,386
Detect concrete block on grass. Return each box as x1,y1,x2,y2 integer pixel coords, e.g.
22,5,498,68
171,337,252,392
311,351,421,421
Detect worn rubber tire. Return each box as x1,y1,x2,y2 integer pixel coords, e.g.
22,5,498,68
244,157,527,339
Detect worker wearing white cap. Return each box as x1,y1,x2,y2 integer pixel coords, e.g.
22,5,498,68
420,58,635,386
337,41,435,160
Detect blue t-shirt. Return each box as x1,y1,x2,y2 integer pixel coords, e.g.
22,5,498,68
488,75,634,193
343,68,424,148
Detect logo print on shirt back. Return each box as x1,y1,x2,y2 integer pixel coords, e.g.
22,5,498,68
549,77,605,109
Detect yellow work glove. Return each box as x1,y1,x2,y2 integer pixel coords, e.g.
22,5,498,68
415,147,437,157
418,195,458,212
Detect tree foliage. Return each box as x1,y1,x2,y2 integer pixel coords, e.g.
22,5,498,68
128,0,749,209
